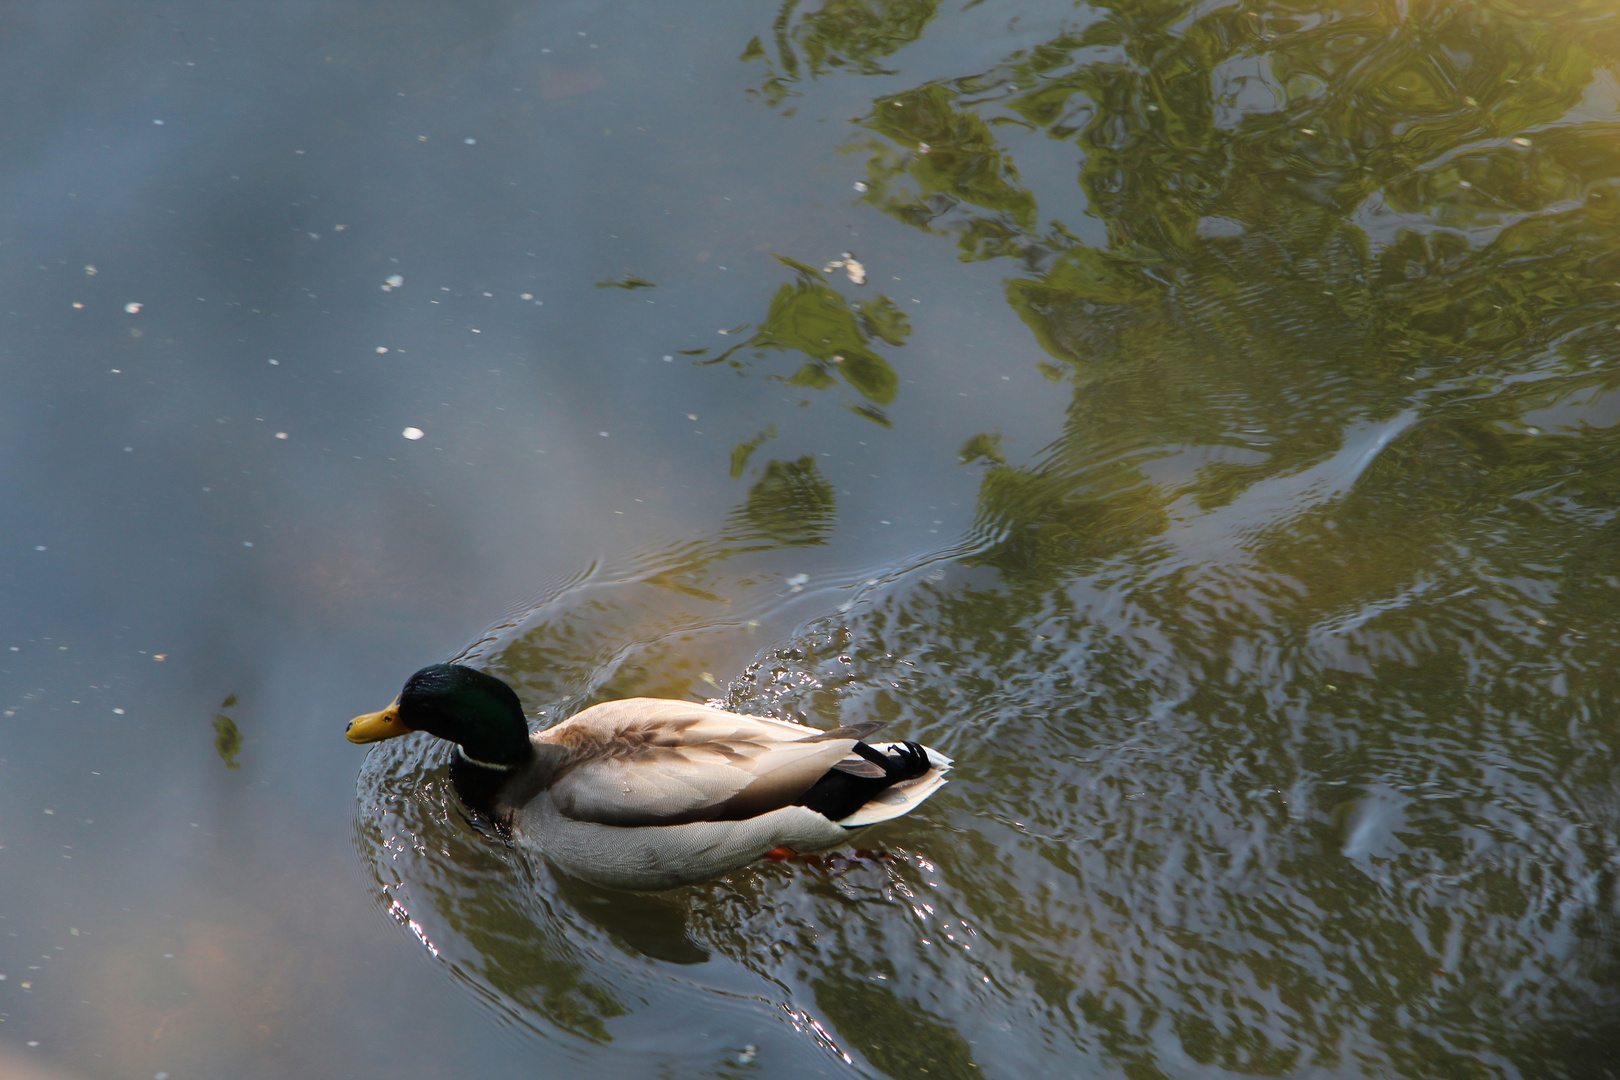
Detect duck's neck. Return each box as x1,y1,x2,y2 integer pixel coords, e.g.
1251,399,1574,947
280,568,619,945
449,740,568,819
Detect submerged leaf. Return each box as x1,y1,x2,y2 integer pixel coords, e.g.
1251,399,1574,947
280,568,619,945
212,714,242,769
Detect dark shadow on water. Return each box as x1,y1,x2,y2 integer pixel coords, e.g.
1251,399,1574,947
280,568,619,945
551,871,713,967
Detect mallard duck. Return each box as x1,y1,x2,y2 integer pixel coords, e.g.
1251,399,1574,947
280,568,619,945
347,663,951,890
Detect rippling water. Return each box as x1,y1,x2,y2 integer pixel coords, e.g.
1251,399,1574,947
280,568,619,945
355,3,1620,1075
6,0,1620,1077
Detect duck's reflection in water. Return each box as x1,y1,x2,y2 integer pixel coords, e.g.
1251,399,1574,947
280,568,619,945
551,872,711,967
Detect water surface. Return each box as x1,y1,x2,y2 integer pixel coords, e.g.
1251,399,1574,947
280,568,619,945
2,2,1619,1078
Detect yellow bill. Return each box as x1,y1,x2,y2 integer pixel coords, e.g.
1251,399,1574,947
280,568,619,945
346,699,411,743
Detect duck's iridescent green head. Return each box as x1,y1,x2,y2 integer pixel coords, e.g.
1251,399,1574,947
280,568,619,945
346,663,533,767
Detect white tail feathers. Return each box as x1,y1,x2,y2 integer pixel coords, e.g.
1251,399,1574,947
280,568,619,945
835,743,953,827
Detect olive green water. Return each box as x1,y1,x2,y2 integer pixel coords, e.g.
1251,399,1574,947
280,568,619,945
3,1,1619,1078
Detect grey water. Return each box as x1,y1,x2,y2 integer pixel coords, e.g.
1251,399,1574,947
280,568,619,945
3,2,1619,1078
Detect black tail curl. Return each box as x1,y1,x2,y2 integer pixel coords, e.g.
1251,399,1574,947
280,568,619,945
795,741,932,823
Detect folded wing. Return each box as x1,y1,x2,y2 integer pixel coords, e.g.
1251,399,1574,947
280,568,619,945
539,698,870,827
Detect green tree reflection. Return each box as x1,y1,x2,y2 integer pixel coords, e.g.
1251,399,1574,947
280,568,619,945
742,0,946,108
728,1,1620,1077
692,255,908,428
358,4,1620,1078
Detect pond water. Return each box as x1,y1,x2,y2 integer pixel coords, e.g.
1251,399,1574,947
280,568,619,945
3,1,1620,1077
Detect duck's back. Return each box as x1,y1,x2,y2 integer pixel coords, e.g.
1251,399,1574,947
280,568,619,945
515,697,949,890
535,698,864,828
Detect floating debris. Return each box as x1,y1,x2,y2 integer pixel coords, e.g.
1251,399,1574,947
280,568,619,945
596,273,656,290
124,302,142,314
382,274,404,291
853,181,868,192
822,253,866,285
402,427,425,440
1512,136,1532,147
